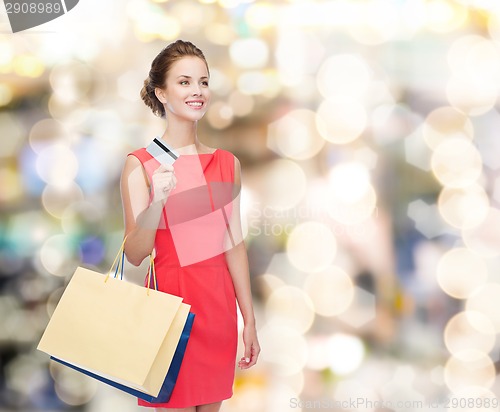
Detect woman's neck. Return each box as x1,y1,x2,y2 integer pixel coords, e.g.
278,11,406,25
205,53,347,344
160,119,201,154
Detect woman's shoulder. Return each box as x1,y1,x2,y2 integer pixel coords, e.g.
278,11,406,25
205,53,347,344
215,148,239,167
128,146,148,158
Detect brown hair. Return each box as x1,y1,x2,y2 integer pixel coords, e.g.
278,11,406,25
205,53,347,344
140,40,209,118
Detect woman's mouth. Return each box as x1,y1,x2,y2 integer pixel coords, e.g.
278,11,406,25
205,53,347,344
186,101,204,109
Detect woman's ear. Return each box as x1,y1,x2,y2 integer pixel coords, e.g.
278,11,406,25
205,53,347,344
155,87,167,104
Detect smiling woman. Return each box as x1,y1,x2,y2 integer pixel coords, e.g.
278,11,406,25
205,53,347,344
119,40,260,412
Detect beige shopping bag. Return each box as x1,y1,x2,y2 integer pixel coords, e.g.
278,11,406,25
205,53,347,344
38,244,191,397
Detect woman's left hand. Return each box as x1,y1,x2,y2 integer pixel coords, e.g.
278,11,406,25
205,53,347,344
238,323,260,369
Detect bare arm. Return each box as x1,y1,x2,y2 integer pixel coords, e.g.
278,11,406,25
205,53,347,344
120,155,176,266
224,156,260,368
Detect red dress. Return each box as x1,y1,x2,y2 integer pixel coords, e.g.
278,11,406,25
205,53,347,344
128,147,238,408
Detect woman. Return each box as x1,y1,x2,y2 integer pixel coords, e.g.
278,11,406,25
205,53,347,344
120,40,260,412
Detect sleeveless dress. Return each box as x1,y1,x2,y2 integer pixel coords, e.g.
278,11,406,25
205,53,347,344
128,147,238,408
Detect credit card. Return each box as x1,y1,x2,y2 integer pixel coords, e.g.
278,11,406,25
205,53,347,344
146,137,179,165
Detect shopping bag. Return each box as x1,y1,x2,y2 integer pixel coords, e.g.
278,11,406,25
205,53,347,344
37,239,193,397
50,311,195,403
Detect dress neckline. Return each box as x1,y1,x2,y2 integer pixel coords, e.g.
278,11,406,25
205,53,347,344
181,149,219,156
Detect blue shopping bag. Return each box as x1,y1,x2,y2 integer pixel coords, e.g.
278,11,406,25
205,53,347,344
51,311,194,403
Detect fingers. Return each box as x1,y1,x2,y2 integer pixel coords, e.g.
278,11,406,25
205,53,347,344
238,342,260,369
153,164,174,174
152,164,176,202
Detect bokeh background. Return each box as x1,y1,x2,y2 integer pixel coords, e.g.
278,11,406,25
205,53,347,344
2,0,500,411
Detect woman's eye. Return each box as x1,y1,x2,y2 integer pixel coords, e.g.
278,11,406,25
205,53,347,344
180,80,188,85
202,81,209,87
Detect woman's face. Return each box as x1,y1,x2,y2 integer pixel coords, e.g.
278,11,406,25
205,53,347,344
159,56,211,122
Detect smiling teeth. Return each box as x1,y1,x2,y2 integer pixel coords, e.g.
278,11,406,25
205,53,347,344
187,102,202,107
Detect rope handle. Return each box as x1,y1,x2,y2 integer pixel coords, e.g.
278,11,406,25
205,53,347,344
104,236,157,295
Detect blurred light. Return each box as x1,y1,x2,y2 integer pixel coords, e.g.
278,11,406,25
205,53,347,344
437,184,489,229
36,144,79,188
448,35,500,83
430,138,482,188
425,0,468,33
13,54,44,78
316,96,367,145
18,145,46,196
48,93,89,120
61,201,104,237
237,70,279,96
408,200,447,238
306,335,330,370
255,274,286,299
422,106,473,150
444,351,495,393
39,234,75,277
0,166,23,203
466,283,500,332
276,29,325,86
261,159,307,210
353,146,378,170
337,286,376,328
218,0,252,8
46,287,64,318
133,10,180,42
304,266,354,317
372,104,421,146
5,355,46,396
348,0,399,45
335,378,381,411
0,41,13,67
228,91,254,117
171,1,208,34
326,163,377,225
462,208,500,258
328,162,371,204
444,311,495,360
230,38,269,69
0,248,23,276
204,23,235,45
206,101,234,129
364,80,396,108
0,83,13,106
50,61,93,104
267,109,325,160
245,2,277,29
42,182,84,219
457,0,500,9
282,75,318,103
259,322,308,376
445,35,500,116
316,54,372,100
117,69,144,101
327,333,365,375
7,211,57,258
286,221,337,273
488,11,500,43
0,113,24,158
208,68,233,96
75,135,123,192
50,362,98,405
446,73,498,116
239,186,256,239
29,118,69,154
265,285,315,333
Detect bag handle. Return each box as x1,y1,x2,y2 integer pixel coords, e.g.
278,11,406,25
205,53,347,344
105,236,158,295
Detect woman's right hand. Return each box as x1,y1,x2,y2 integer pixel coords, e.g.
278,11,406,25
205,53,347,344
152,164,177,203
